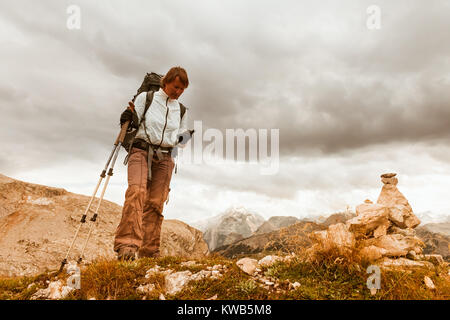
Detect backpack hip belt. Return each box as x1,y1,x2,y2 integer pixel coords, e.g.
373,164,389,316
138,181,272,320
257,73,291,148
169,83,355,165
132,138,173,153
146,144,172,181
130,138,172,181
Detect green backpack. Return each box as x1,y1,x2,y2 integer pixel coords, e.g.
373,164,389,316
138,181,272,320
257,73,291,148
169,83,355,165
122,72,187,158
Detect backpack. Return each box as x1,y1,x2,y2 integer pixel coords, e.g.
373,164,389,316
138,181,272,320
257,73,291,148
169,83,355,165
122,72,187,161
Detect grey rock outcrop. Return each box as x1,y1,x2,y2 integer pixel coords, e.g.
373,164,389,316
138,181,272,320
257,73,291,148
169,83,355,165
160,220,209,259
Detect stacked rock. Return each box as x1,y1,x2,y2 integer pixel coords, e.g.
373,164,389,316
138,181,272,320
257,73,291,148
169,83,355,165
311,173,444,268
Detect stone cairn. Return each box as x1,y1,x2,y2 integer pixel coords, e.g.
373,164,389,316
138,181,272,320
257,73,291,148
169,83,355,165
311,173,445,268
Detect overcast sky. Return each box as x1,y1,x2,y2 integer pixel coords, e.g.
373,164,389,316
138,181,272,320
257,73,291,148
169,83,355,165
1,0,450,224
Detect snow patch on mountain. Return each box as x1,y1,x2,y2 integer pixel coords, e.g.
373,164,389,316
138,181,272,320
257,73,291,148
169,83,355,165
415,211,450,225
194,206,266,251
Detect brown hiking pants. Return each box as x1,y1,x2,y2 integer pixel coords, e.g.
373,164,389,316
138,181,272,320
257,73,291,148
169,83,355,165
114,147,175,258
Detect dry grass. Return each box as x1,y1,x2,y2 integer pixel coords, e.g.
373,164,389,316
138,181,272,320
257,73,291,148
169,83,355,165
1,237,449,300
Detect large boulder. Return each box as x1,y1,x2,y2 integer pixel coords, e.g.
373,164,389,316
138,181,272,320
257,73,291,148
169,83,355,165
160,220,209,259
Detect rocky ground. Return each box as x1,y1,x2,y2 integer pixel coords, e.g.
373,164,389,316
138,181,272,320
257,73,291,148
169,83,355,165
0,174,208,277
1,250,448,300
1,172,449,300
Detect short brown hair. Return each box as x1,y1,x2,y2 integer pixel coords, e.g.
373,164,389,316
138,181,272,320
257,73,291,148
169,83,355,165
161,66,189,89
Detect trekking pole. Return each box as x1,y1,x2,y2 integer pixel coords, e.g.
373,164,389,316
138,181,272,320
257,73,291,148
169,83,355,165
58,110,133,273
76,122,128,264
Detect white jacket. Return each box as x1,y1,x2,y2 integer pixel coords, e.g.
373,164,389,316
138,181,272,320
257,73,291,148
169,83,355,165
134,88,189,148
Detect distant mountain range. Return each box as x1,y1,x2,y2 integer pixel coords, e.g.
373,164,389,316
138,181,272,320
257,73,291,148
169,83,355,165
413,211,450,236
415,211,450,225
254,216,302,235
420,222,450,237
209,210,355,258
214,221,326,258
192,206,450,261
193,205,358,252
415,227,450,260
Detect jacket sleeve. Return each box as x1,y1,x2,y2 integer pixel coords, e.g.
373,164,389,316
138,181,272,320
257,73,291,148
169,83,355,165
179,105,189,135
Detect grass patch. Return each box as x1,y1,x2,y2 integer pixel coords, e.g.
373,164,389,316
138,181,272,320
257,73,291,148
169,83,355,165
1,253,449,300
0,271,56,300
173,267,269,300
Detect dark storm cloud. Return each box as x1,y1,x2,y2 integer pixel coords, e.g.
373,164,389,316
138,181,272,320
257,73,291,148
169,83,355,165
183,1,450,157
278,76,450,155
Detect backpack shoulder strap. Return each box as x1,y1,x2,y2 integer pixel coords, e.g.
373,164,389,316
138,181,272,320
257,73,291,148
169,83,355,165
179,103,186,122
144,91,155,118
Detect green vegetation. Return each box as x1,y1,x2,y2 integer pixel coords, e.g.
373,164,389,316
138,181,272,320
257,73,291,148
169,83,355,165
0,252,449,300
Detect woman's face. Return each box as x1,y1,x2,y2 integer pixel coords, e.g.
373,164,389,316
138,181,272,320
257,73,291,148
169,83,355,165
164,76,186,100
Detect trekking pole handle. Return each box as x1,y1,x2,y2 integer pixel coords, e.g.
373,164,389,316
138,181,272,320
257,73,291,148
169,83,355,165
115,102,135,145
128,101,135,112
117,121,129,144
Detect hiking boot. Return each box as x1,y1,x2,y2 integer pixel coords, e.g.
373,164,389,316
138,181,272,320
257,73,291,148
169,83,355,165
117,247,136,261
